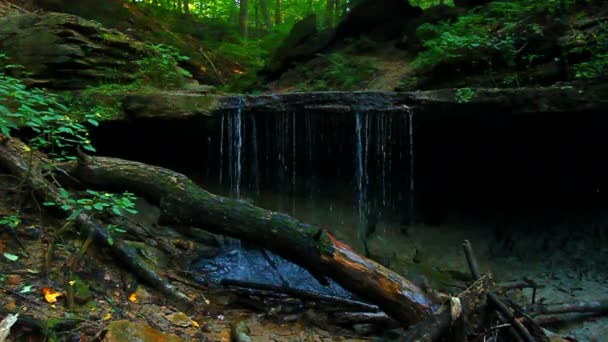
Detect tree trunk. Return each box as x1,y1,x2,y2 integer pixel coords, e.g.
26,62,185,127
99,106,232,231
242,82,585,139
325,0,335,28
62,154,435,326
183,0,190,14
275,0,281,24
239,0,249,37
259,0,272,29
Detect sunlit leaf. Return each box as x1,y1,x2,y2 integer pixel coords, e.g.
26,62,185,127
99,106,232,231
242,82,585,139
20,285,34,293
3,253,19,261
41,287,62,303
128,293,138,302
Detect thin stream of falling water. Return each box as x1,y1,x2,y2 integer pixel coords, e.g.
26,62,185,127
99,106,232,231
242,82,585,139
292,112,296,215
219,115,224,185
408,109,415,226
234,102,242,198
355,112,369,243
250,115,259,196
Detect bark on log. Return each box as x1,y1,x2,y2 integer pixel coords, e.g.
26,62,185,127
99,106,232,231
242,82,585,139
400,274,493,341
64,153,434,325
0,135,194,311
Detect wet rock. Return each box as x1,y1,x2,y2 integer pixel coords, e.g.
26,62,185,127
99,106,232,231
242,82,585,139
352,323,376,335
123,241,168,268
165,312,192,328
231,321,253,342
139,304,170,331
103,320,184,342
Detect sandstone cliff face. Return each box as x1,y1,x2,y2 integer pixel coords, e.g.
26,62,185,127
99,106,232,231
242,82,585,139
0,11,194,90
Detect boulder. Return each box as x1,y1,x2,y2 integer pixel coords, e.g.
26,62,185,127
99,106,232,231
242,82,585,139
334,0,423,41
0,12,189,89
264,14,334,78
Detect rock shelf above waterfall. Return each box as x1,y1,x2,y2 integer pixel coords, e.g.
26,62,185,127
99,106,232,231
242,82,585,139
87,83,608,121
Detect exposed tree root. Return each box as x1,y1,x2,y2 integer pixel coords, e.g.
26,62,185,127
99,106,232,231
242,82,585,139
0,135,194,312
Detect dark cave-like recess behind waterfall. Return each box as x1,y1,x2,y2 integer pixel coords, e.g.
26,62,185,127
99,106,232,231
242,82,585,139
92,107,608,235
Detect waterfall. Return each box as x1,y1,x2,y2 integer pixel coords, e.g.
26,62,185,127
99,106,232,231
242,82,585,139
408,109,415,226
355,112,369,241
291,111,297,215
233,102,243,198
219,100,245,252
220,100,244,198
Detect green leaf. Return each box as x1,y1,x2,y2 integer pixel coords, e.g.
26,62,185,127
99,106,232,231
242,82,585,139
3,253,19,261
82,145,96,152
107,236,114,245
87,118,99,126
20,284,33,293
61,204,72,211
59,188,70,199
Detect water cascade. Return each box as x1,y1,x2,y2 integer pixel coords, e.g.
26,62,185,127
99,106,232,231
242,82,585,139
218,101,246,257
213,108,415,254
408,109,415,226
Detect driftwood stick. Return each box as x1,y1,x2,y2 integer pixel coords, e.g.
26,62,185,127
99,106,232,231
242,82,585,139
221,278,380,312
524,300,608,317
462,240,537,342
332,311,398,328
400,274,494,341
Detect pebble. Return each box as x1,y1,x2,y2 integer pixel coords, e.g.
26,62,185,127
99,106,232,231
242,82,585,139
166,312,192,328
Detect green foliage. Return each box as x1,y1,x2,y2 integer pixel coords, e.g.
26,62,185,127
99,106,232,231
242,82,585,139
411,0,569,75
137,44,192,89
409,0,455,9
295,53,377,91
454,87,475,103
44,189,138,245
0,215,21,229
0,56,98,160
572,23,608,79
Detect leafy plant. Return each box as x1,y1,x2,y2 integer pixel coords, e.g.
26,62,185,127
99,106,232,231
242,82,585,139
137,44,193,89
410,0,567,75
571,23,608,80
0,215,20,229
455,87,475,103
0,58,99,160
44,189,138,245
295,53,377,91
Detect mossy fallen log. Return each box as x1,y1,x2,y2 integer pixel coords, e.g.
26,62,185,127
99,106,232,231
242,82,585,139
63,153,434,325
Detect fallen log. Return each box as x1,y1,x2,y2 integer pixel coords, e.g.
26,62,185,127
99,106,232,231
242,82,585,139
63,153,434,325
0,135,194,311
400,274,494,341
524,300,608,317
